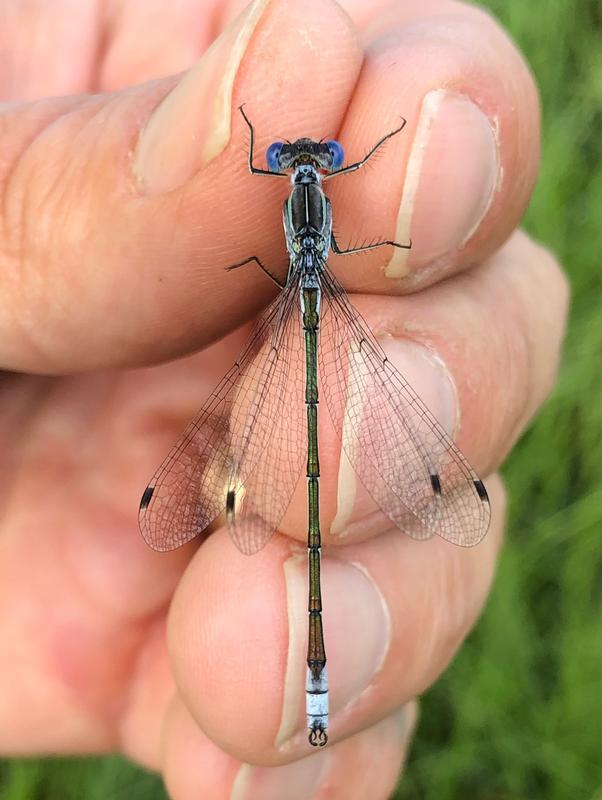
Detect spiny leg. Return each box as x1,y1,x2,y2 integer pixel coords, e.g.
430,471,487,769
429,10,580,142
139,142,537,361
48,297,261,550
331,232,412,256
238,105,288,179
229,107,287,287
225,256,285,289
322,117,407,181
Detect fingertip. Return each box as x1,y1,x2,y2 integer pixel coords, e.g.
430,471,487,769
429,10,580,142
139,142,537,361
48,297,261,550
167,531,290,762
163,696,417,800
0,0,363,374
162,699,240,800
327,0,540,293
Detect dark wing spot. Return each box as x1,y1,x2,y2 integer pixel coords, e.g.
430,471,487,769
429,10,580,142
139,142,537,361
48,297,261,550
430,474,442,496
473,479,488,502
226,489,235,519
139,485,154,511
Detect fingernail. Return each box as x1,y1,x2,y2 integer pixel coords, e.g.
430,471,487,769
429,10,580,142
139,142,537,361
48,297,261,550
331,338,458,536
134,0,271,194
388,90,499,277
399,699,419,748
232,754,328,800
277,555,390,747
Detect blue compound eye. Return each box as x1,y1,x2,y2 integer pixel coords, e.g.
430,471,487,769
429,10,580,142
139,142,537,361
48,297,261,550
326,140,344,170
266,141,284,172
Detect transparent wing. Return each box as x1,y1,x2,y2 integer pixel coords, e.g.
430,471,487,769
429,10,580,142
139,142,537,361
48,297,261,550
139,276,306,554
319,269,490,546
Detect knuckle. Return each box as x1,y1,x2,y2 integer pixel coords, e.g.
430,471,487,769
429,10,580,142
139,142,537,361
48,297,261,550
485,231,568,445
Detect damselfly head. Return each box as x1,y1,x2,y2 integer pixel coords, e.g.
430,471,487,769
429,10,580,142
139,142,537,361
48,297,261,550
266,138,344,173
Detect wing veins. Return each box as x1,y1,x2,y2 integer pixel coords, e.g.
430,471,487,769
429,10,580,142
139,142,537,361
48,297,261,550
139,276,302,552
320,269,490,545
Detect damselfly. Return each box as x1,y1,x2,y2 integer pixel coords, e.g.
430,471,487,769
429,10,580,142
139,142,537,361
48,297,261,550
139,106,491,747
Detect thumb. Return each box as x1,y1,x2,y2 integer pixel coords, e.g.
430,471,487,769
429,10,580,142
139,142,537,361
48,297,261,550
0,0,361,374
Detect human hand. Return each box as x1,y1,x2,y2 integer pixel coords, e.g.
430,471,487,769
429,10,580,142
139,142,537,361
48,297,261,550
0,0,568,798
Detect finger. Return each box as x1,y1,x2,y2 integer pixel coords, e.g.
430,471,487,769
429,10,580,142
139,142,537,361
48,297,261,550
0,0,100,100
0,370,193,754
101,0,224,90
162,697,417,800
326,0,541,292
168,478,502,764
163,701,417,800
163,701,418,799
0,0,362,373
1,0,233,99
271,229,567,545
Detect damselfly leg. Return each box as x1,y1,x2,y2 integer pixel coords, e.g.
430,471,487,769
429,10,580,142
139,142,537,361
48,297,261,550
226,255,285,288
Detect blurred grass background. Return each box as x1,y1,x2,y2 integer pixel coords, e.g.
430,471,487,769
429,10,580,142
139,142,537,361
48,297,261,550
1,0,601,798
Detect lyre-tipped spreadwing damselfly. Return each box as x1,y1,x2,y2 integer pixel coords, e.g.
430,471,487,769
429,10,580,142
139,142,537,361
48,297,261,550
138,106,491,747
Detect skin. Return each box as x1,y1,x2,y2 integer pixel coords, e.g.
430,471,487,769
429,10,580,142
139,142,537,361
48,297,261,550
0,0,568,798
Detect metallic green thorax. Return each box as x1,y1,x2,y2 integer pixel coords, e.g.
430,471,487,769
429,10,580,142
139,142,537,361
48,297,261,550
303,287,326,680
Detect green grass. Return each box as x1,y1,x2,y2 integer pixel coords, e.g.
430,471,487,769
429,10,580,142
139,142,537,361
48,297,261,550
0,757,167,800
2,1,601,798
